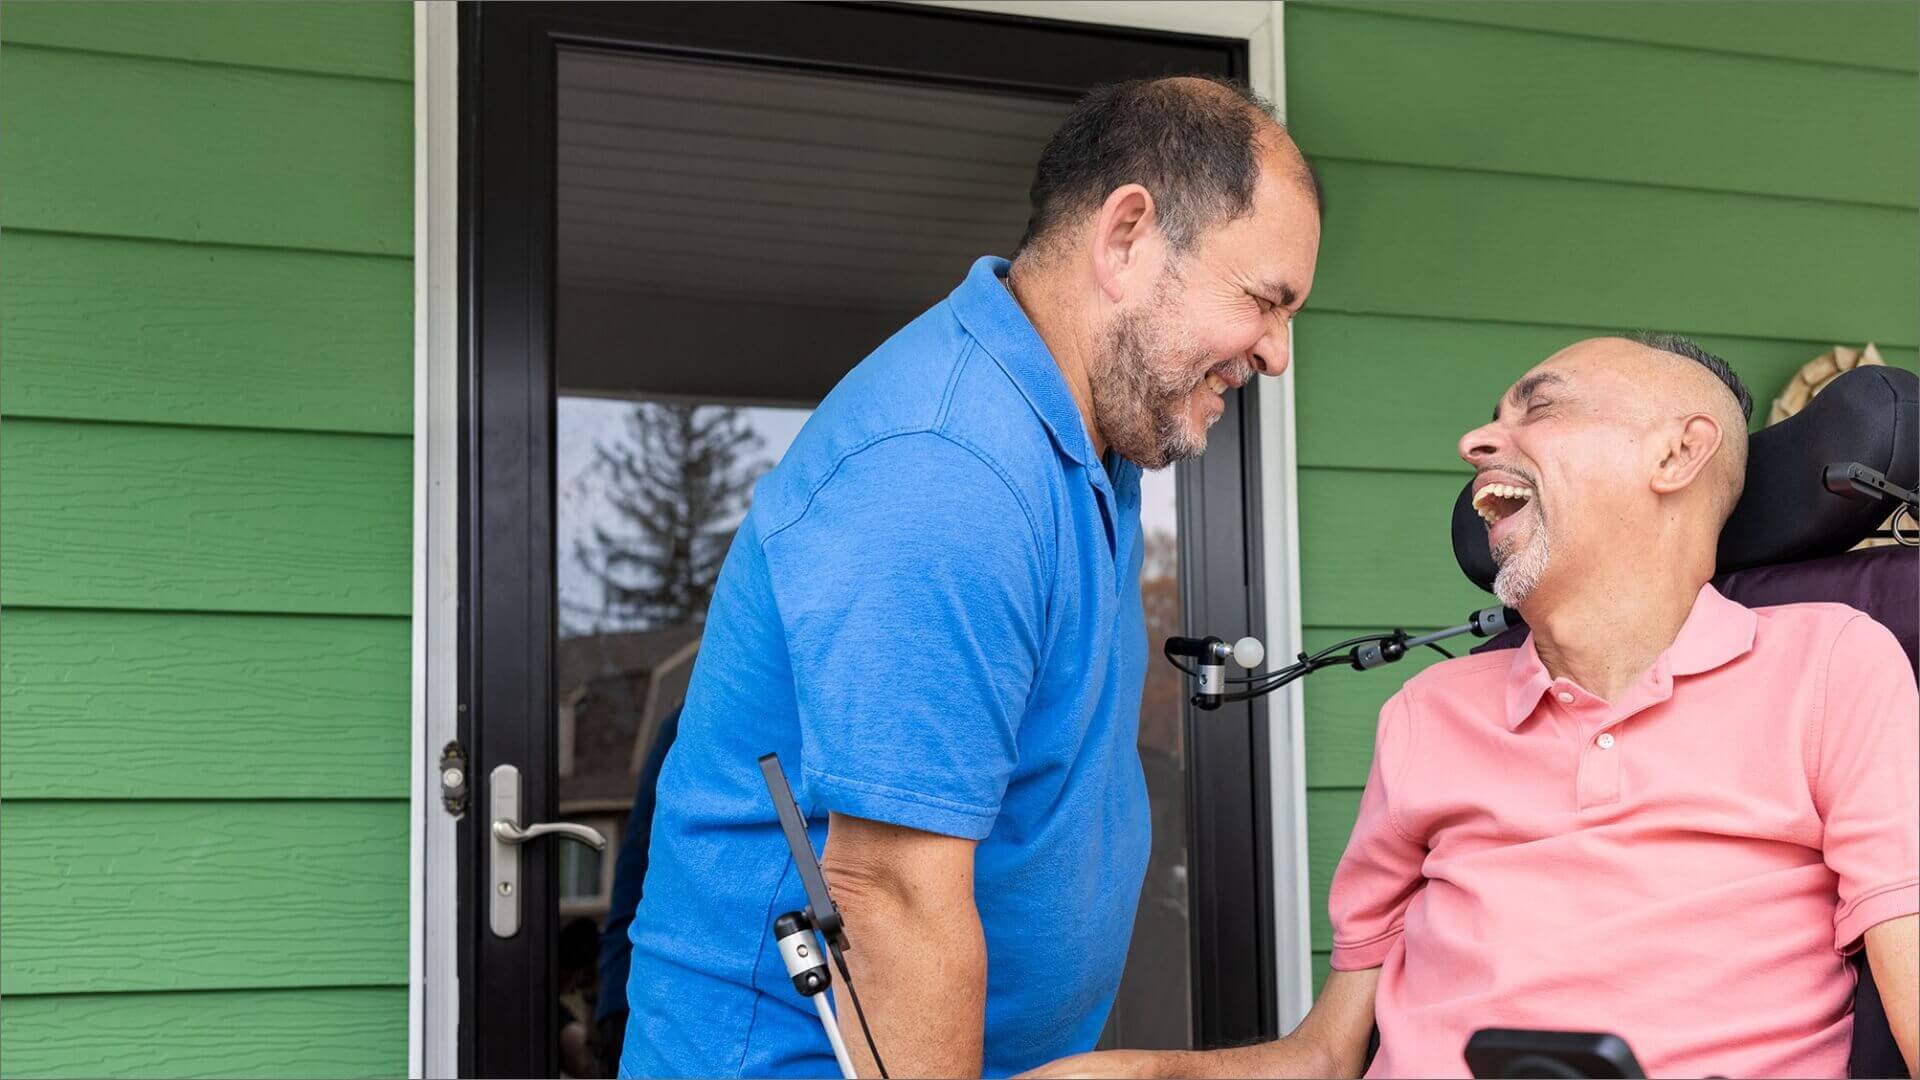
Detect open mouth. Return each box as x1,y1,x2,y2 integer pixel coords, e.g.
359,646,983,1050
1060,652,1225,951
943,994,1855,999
1472,482,1536,526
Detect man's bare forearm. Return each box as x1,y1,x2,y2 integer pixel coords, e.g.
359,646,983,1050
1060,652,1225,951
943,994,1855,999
1146,1036,1342,1079
1018,1034,1344,1079
823,816,986,1077
1020,968,1379,1079
1864,915,1918,1078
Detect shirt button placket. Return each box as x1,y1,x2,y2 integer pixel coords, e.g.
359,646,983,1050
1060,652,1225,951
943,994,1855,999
1579,719,1623,808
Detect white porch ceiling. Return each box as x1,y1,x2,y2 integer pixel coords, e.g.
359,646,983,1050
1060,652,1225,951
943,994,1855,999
556,47,1070,313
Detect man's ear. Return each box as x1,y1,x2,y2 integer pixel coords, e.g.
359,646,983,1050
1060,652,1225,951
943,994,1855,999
1089,183,1161,303
1651,413,1724,497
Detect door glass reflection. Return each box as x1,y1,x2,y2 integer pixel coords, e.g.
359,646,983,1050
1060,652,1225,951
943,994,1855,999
555,396,809,1076
1102,466,1193,1050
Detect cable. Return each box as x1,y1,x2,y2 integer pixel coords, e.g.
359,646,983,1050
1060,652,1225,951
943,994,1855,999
1425,643,1455,660
827,937,890,1080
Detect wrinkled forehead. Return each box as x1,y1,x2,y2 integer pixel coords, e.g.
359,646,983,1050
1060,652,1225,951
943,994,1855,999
1493,343,1653,421
1203,145,1320,293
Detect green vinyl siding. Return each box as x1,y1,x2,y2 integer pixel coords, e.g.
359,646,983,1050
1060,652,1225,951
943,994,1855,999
2,611,410,800
1286,0,1920,987
1329,1,1920,73
2,420,412,614
0,4,412,1076
0,989,409,1080
0,0,411,80
2,232,412,434
2,45,410,253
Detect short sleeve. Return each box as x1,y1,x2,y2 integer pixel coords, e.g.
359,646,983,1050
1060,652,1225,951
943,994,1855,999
1813,614,1920,952
1328,690,1427,970
761,432,1047,842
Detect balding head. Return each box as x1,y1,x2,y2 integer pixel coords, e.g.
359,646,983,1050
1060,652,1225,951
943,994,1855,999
1457,335,1756,610
1619,333,1751,525
1016,74,1317,261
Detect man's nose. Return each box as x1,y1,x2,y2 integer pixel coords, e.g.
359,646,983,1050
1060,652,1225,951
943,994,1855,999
1249,326,1290,377
1458,422,1506,466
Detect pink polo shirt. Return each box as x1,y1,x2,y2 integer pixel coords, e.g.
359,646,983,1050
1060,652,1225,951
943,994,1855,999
1330,586,1918,1078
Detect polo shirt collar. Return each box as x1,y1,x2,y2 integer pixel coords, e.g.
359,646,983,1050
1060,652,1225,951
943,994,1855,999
947,256,1102,471
1502,583,1758,730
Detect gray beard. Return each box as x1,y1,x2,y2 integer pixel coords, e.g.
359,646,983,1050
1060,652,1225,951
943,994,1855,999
1091,295,1213,471
1491,517,1551,608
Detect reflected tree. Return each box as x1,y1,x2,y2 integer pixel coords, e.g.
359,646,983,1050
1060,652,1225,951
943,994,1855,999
572,402,767,634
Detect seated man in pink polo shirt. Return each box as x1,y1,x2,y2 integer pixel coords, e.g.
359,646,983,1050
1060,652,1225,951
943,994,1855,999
1029,335,1918,1078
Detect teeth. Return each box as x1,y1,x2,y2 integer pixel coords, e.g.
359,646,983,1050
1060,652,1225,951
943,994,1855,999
1205,372,1227,394
1472,482,1536,524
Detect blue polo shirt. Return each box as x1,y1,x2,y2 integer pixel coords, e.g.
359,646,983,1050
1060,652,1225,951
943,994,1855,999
620,256,1151,1078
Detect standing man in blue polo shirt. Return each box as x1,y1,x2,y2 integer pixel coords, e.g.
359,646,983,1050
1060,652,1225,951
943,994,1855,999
620,76,1322,1078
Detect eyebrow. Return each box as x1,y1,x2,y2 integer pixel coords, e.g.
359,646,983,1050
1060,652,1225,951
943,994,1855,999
1493,371,1568,420
1255,281,1299,309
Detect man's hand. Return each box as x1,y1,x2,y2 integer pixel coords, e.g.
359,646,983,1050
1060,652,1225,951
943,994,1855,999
821,812,985,1078
1019,968,1381,1079
1864,914,1918,1078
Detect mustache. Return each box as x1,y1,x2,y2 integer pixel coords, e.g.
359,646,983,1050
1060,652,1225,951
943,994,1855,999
1474,462,1541,488
1175,358,1254,397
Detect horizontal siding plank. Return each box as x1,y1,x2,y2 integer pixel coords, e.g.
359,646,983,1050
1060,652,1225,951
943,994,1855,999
1299,468,1489,629
1306,160,1919,348
1,420,411,615
1301,628,1454,789
0,45,410,254
1295,312,1920,472
0,1,412,81
1307,788,1364,952
0,986,406,1078
1289,6,1918,207
0,800,408,994
1298,1,1919,74
2,610,408,799
1,232,411,434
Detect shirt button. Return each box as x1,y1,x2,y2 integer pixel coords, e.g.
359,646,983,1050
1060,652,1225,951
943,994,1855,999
1597,733,1615,749
1556,691,1576,704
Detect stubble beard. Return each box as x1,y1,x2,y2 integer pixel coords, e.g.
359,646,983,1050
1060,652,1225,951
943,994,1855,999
1491,510,1552,609
1091,280,1219,471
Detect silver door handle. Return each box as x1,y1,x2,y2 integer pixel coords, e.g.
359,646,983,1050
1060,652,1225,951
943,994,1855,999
487,763,608,938
492,818,607,849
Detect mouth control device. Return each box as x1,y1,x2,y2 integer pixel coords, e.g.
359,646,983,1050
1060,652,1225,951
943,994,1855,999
759,753,889,1080
1167,604,1519,711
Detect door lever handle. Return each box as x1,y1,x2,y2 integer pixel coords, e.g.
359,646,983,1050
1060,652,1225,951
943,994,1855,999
487,763,608,938
492,818,607,850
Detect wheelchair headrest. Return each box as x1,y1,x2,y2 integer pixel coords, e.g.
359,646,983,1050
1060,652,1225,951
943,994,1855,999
1453,364,1919,591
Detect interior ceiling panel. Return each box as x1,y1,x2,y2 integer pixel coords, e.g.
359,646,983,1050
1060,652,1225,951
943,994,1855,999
556,47,1069,312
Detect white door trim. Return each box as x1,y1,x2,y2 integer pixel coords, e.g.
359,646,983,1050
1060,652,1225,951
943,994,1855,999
412,2,461,1075
922,0,1315,1032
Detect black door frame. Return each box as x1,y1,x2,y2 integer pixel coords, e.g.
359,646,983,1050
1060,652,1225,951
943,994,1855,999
459,3,1275,1074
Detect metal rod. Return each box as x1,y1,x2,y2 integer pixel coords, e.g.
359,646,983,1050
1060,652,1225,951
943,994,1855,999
1403,622,1476,651
815,984,858,1079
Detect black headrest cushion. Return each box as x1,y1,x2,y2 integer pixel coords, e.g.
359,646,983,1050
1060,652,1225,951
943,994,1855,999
1453,365,1919,592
